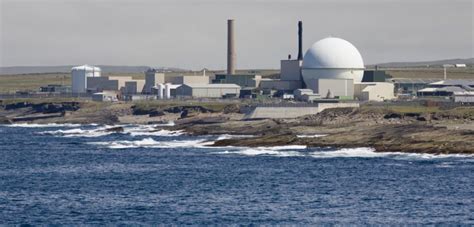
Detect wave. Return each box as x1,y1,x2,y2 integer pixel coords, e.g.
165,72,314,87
124,124,183,137
38,124,183,138
214,146,474,160
214,145,307,157
88,137,212,149
40,127,112,138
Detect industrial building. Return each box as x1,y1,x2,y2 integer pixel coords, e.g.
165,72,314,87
86,76,134,93
213,74,261,88
453,92,474,103
123,80,146,95
354,82,395,101
176,84,240,98
71,65,101,93
389,78,441,95
40,84,71,93
362,70,389,82
92,90,119,102
417,80,474,97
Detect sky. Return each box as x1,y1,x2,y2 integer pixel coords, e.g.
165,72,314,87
0,0,473,70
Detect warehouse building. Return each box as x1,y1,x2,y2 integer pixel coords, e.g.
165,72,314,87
176,84,240,98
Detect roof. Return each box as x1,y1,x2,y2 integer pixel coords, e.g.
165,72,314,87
184,84,241,89
390,78,441,84
418,86,467,93
429,79,474,86
454,91,474,96
71,64,101,71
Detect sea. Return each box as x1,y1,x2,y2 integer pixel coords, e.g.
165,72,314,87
0,123,473,225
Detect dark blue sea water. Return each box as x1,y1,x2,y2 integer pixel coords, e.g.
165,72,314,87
0,124,473,225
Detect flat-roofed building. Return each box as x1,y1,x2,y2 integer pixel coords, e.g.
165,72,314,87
213,74,261,88
166,75,210,85
124,80,145,94
306,78,354,99
354,82,395,101
176,84,240,98
87,76,133,93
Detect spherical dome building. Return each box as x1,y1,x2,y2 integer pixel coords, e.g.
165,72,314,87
301,37,365,85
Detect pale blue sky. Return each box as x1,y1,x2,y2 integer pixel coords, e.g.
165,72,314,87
1,0,473,69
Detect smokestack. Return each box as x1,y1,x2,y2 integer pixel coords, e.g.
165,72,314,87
227,19,235,75
297,21,303,61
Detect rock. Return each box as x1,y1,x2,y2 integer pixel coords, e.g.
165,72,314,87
149,110,165,117
103,126,124,133
416,116,427,121
147,120,169,125
0,116,12,124
31,102,80,114
223,104,240,114
384,113,402,119
404,112,420,118
165,106,212,114
5,102,31,110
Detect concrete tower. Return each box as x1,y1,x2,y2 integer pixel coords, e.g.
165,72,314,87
227,19,235,75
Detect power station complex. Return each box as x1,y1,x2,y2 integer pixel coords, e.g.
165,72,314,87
69,19,471,104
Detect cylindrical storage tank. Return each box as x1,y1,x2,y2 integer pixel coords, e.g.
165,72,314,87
164,83,172,99
157,83,165,99
71,65,101,93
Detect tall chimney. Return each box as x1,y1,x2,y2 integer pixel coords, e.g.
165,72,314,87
227,19,235,75
297,21,303,61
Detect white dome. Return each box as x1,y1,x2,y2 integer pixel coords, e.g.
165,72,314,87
302,37,364,69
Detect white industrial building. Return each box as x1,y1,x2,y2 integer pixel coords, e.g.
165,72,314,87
354,82,395,101
176,84,240,98
71,65,101,93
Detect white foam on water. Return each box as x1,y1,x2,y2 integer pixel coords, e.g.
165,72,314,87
6,123,82,128
88,137,210,149
310,148,474,160
40,126,116,138
38,124,184,138
296,134,327,138
124,124,183,137
214,145,307,157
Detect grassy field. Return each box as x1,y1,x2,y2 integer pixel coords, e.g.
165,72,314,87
385,67,473,79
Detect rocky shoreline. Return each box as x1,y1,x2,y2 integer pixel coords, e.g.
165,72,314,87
1,100,473,154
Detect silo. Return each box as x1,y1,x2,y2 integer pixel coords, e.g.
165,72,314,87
71,65,101,93
164,83,172,99
157,83,165,99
